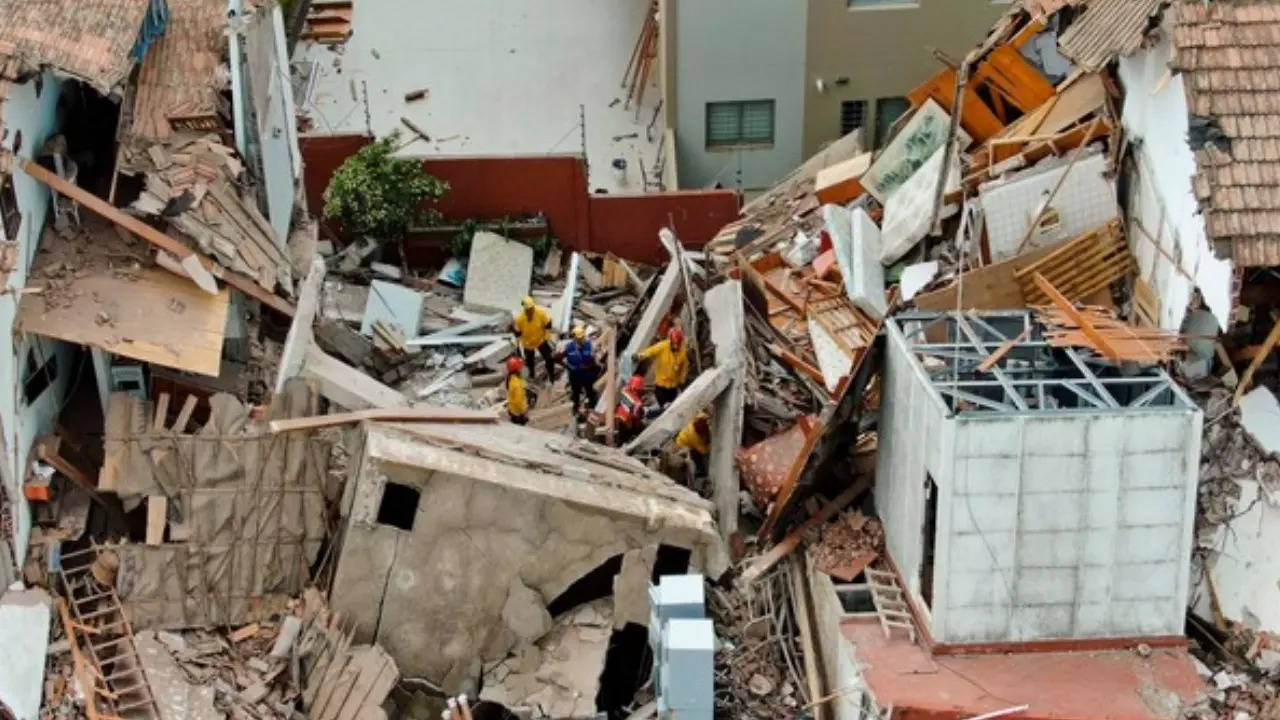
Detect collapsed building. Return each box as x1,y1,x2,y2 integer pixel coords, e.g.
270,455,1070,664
7,0,1280,719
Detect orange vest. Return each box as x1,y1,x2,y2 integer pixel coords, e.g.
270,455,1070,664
617,388,645,426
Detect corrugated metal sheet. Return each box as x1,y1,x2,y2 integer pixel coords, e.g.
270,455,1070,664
1058,0,1167,71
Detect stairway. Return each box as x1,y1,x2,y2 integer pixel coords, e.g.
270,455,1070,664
58,545,161,720
865,563,918,643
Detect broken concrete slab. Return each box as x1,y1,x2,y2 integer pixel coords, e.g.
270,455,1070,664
900,261,940,301
299,342,408,410
463,338,515,368
410,312,507,345
705,280,747,541
1240,386,1280,455
613,546,658,630
0,586,52,720
549,251,580,332
599,258,683,414
481,599,614,718
135,630,220,720
809,316,853,393
843,206,887,319
624,365,734,454
1195,479,1280,635
361,279,425,339
321,279,369,325
330,421,725,691
463,232,533,313
275,257,326,395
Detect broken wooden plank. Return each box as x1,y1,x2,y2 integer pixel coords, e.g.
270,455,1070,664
1033,272,1121,361
977,327,1030,372
1234,312,1280,406
145,495,167,545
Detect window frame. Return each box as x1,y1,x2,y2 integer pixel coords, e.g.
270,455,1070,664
847,0,921,10
705,99,776,150
840,99,867,136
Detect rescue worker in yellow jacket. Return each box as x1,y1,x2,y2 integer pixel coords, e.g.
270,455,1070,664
505,356,530,425
675,410,712,476
635,327,689,409
512,296,557,383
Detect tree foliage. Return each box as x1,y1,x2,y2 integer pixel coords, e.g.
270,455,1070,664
322,132,449,239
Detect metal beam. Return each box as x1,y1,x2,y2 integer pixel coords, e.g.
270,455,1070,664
936,386,1016,413
955,314,1028,410
1128,379,1173,408
1058,381,1110,410
1062,347,1120,409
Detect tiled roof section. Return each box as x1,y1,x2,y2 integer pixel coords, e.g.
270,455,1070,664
1058,0,1167,71
126,0,227,144
1021,0,1084,20
0,0,151,94
1174,0,1280,265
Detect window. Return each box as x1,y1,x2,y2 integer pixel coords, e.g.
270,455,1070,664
21,345,58,405
376,481,420,531
840,100,866,136
706,100,775,149
874,96,910,149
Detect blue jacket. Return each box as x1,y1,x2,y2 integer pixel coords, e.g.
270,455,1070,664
562,340,598,373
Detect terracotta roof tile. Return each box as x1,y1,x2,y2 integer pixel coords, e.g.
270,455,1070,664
1057,0,1165,71
1173,0,1280,264
0,0,150,94
125,0,227,145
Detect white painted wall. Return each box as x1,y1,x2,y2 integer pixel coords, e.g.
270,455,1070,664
808,571,869,720
877,325,1202,645
875,321,953,618
0,70,68,566
1117,15,1234,331
242,5,296,246
935,409,1201,643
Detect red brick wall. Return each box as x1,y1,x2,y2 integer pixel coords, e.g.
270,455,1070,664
299,134,740,266
587,190,740,265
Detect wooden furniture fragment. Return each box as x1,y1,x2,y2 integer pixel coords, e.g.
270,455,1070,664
1034,273,1185,364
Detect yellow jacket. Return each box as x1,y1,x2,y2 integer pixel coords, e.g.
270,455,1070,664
638,339,690,389
676,419,710,454
506,374,529,416
513,306,553,350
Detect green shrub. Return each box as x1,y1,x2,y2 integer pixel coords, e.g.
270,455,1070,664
323,132,448,240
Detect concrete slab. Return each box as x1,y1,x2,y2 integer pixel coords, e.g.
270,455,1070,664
1240,386,1280,454
624,365,734,454
705,280,746,540
463,232,534,314
360,279,425,338
900,261,939,301
880,146,960,266
0,587,52,720
844,206,887,319
298,0,663,193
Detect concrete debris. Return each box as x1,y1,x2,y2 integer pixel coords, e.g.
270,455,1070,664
0,587,52,720
463,231,534,313
806,510,884,582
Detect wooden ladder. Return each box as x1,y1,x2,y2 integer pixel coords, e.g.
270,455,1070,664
865,563,917,643
58,546,161,720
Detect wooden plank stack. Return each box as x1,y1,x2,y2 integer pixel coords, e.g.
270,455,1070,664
1014,220,1134,305
131,134,292,294
1036,304,1185,364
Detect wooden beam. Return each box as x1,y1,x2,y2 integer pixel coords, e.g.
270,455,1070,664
145,496,167,545
21,160,296,317
738,476,871,586
1031,272,1121,361
269,405,499,433
977,327,1030,372
1233,310,1280,405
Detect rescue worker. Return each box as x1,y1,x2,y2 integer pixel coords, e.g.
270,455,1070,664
635,327,690,410
615,374,648,444
675,410,711,477
511,296,557,383
505,356,530,425
557,325,600,418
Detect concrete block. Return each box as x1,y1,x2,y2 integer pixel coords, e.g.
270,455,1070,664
943,606,1010,642
1082,530,1118,566
1114,561,1179,600
945,569,1013,608
659,619,714,712
1017,529,1083,567
463,232,534,313
947,532,1016,572
955,418,1023,456
1083,491,1120,530
1009,603,1073,640
1020,493,1084,531
1118,487,1185,526
949,493,1018,534
1016,568,1077,605
953,456,1021,496
1072,602,1111,636
1021,454,1087,493
1117,412,1189,453
1020,417,1085,455
1084,449,1123,493
1120,450,1184,490
1115,525,1183,563
360,279,425,338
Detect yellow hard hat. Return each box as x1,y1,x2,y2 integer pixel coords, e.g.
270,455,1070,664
572,325,586,340
521,296,535,310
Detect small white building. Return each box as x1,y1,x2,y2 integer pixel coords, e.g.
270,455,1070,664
876,310,1201,645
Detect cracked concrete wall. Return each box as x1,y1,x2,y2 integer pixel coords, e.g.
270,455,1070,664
331,424,724,692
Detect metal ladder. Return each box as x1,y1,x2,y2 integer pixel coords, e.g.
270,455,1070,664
865,563,918,643
57,545,161,720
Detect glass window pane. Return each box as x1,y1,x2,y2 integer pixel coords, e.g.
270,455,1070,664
741,100,774,143
707,102,742,145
